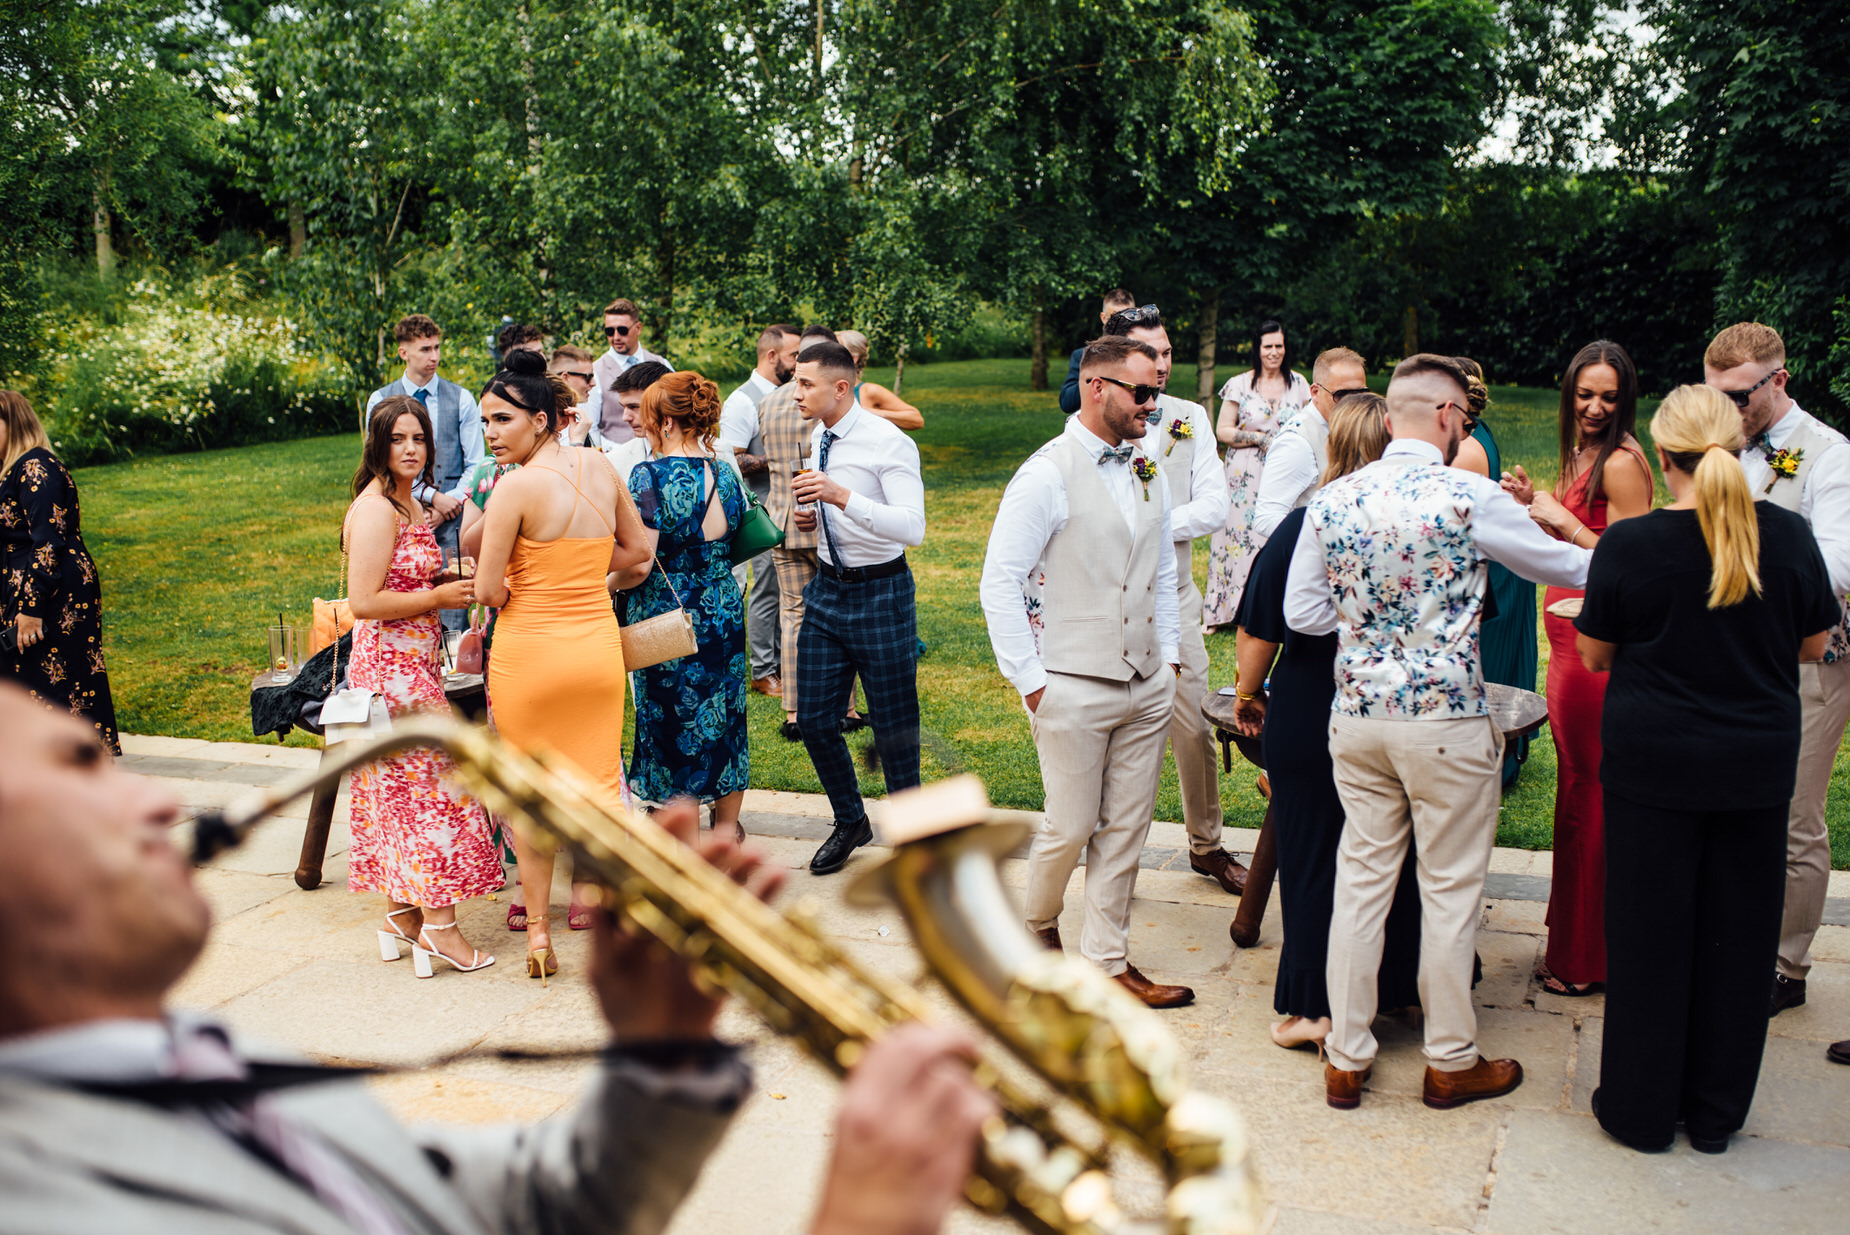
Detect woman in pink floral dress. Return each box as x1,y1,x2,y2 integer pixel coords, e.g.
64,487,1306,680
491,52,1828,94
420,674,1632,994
344,396,503,977
1202,319,1311,629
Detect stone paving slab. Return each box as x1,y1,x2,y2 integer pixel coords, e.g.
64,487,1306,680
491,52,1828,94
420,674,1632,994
125,734,1850,1235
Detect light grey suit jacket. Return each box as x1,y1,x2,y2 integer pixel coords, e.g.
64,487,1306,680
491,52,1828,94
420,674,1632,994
0,1053,742,1235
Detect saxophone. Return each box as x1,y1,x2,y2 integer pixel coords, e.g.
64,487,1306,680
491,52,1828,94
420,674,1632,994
191,717,1261,1235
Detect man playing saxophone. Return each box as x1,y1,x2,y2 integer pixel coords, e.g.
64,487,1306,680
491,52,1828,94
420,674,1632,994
0,683,992,1235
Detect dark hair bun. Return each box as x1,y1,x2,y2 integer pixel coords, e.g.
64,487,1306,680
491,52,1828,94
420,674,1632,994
501,346,547,377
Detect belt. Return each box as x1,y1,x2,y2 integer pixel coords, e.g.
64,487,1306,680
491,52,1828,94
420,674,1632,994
817,553,908,583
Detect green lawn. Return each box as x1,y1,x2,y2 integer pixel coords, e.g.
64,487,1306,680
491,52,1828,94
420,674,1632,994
73,358,1849,865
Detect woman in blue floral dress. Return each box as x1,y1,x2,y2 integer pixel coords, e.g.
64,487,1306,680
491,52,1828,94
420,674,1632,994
623,372,750,836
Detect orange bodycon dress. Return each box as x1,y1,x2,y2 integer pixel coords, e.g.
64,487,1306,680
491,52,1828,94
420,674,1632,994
488,530,630,810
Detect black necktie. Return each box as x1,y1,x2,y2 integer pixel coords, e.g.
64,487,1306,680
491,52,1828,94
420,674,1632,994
817,428,846,567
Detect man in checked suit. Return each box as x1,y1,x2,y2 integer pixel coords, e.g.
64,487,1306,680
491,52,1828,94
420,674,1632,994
760,327,839,740
366,314,484,631
0,683,992,1235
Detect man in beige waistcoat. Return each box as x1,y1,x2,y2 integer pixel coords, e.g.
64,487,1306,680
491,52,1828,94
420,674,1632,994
1103,306,1243,895
979,335,1194,1009
1704,323,1850,1020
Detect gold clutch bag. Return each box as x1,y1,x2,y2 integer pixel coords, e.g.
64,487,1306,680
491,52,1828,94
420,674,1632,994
620,557,699,670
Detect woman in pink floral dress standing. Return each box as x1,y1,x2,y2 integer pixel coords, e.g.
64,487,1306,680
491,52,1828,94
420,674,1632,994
1201,319,1311,630
344,396,503,977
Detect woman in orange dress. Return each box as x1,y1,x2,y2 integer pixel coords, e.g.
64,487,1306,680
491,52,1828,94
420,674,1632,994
473,349,651,982
1502,341,1654,996
344,396,502,977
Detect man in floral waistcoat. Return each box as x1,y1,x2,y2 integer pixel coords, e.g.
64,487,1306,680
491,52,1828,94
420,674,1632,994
1284,354,1592,1111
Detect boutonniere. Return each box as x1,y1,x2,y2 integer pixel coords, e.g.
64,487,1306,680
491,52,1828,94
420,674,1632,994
1164,417,1193,456
1764,443,1803,492
1131,455,1158,500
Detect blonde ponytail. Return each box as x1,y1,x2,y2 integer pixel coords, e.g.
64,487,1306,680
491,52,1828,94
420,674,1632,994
1651,385,1761,608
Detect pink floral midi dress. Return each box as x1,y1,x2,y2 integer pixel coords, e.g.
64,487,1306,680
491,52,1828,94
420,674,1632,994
343,498,502,907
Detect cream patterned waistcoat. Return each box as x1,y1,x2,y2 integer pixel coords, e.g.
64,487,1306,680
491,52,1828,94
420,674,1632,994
1040,435,1166,681
1759,409,1850,662
1307,457,1490,718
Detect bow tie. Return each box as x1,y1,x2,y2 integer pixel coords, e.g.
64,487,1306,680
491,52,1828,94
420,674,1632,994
1098,445,1134,465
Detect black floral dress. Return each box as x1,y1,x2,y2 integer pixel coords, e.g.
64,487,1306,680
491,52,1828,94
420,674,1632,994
625,456,748,802
0,447,119,753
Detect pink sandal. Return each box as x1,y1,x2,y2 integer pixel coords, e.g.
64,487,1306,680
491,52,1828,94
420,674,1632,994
507,902,528,932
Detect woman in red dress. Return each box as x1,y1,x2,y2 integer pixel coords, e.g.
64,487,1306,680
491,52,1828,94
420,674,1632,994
1501,341,1654,995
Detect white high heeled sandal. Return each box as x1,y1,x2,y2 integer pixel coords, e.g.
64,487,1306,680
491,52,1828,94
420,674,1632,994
377,907,421,962
412,921,496,978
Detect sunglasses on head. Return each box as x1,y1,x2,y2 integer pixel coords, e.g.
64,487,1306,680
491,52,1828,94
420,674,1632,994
604,323,633,337
1719,367,1782,408
1104,303,1162,332
1094,374,1161,405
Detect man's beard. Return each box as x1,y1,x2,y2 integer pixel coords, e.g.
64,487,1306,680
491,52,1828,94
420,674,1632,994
775,362,795,385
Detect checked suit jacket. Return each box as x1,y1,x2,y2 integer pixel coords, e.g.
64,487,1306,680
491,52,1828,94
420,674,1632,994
757,384,819,553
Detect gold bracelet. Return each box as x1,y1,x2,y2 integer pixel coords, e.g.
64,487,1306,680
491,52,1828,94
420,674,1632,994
1234,683,1261,701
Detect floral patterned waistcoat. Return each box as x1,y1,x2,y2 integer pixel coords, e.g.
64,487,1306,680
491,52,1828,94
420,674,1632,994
1759,411,1850,662
1307,457,1490,718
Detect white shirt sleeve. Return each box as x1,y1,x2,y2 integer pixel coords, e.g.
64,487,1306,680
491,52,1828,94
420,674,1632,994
1469,478,1592,587
839,446,926,547
447,388,484,503
1156,488,1180,663
1168,402,1231,543
1802,441,1850,596
979,455,1064,697
1283,514,1339,636
1253,428,1316,539
717,390,759,455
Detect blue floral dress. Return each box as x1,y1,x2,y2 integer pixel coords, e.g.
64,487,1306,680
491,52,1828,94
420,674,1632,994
626,456,750,802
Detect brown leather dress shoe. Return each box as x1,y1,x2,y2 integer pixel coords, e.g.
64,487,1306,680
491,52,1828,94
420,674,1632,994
1423,1057,1523,1109
1190,848,1249,896
1326,1062,1370,1110
751,675,782,697
1114,964,1194,1008
1033,925,1062,952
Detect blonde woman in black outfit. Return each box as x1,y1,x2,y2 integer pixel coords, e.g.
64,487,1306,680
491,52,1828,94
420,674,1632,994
1575,384,1839,1154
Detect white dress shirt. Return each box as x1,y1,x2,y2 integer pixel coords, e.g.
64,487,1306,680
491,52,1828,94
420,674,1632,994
1158,393,1231,543
979,418,1181,697
1742,401,1850,596
807,404,926,567
1283,439,1591,636
365,374,485,505
1251,403,1326,539
717,370,778,454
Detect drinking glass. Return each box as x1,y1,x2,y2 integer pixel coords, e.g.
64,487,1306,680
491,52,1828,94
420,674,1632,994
266,624,298,683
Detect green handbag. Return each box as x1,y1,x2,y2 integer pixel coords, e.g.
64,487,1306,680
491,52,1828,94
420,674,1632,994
730,481,786,564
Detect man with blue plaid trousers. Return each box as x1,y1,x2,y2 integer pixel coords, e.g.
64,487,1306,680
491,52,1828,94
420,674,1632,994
789,342,928,874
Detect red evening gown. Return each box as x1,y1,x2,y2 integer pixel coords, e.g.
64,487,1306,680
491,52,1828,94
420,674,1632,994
1542,444,1650,986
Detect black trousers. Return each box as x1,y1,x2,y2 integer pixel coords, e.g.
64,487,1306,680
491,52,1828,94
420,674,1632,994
1598,790,1787,1148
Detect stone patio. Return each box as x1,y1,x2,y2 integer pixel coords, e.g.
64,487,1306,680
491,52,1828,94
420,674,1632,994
128,733,1850,1234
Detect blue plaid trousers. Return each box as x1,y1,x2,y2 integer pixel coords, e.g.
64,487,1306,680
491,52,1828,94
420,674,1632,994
796,567,921,825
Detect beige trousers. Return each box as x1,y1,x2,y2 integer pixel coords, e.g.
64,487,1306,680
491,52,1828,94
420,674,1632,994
1025,668,1176,974
1325,713,1504,1073
771,546,819,713
1170,568,1223,854
1778,656,1850,980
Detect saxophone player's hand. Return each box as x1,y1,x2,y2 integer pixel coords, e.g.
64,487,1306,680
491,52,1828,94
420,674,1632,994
587,798,785,1042
812,1023,997,1235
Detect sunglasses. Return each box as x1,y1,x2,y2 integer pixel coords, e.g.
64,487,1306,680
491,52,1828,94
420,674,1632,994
604,323,633,337
1327,387,1370,400
1718,367,1782,408
1094,374,1161,405
1437,399,1479,429
561,370,594,383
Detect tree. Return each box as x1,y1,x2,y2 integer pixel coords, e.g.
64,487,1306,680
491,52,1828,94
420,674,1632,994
1644,0,1850,422
2,0,219,274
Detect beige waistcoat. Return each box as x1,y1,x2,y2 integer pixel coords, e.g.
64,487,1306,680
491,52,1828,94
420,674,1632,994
1041,435,1165,681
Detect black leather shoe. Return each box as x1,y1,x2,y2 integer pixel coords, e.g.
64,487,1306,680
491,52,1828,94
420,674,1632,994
1828,1039,1850,1066
809,817,873,875
780,720,803,742
1770,973,1807,1017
